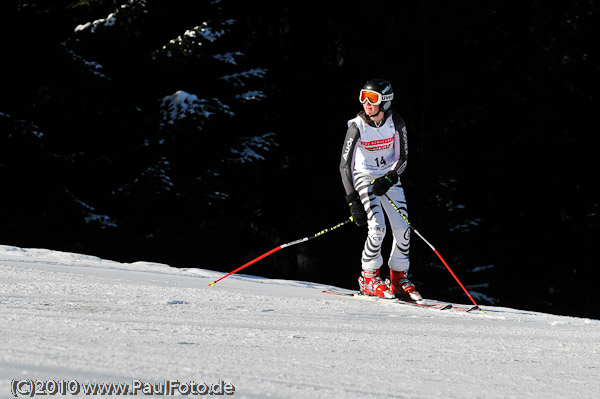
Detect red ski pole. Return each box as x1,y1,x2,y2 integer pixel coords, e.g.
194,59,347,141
383,194,481,311
208,218,353,286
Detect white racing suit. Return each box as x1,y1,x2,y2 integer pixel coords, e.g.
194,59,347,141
339,110,410,273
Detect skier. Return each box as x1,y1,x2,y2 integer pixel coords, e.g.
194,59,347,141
339,79,422,301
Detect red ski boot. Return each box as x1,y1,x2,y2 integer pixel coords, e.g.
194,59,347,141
388,270,423,302
358,269,394,299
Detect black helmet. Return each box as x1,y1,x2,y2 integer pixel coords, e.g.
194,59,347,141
360,79,394,112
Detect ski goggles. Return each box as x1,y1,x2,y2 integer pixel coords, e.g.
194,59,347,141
359,89,393,105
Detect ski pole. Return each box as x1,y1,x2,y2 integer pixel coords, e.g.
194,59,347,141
383,193,481,311
208,217,353,286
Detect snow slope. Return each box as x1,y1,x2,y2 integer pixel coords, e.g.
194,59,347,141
1,244,599,399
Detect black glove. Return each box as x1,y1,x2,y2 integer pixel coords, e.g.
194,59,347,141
345,191,367,226
371,170,398,196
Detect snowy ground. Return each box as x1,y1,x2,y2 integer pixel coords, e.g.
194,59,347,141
1,244,599,399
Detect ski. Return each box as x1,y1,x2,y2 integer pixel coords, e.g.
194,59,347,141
322,290,480,313
432,301,480,313
322,290,452,311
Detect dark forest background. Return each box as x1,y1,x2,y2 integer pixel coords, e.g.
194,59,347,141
1,0,598,318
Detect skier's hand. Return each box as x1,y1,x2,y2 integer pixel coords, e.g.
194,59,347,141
345,191,367,226
371,170,398,196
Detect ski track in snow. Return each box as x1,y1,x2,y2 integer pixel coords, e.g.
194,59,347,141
1,244,599,399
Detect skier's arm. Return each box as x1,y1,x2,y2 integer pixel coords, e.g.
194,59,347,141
391,113,408,175
339,123,360,196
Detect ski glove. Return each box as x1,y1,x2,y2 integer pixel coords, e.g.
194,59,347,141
345,191,367,226
371,170,398,196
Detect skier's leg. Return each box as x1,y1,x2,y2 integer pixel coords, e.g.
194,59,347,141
354,172,393,298
382,183,410,272
354,172,387,271
382,183,422,301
